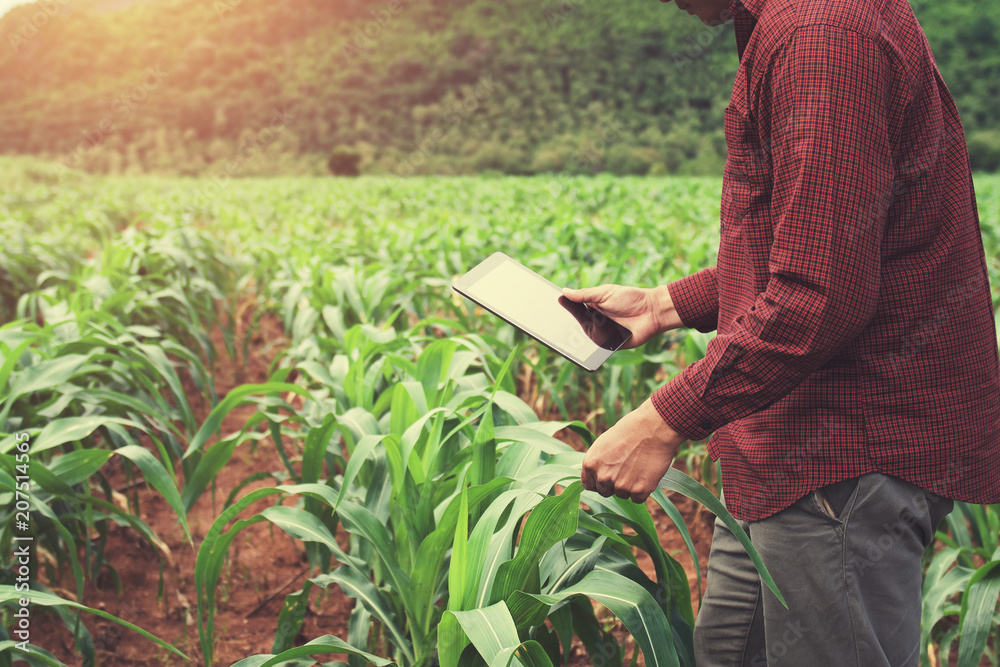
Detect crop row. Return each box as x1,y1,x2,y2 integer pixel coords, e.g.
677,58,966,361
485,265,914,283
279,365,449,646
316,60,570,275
1,161,998,665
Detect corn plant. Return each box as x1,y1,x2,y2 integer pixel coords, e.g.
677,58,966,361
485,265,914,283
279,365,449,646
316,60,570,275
0,212,237,663
0,316,196,665
192,334,781,667
922,502,1000,666
3,161,997,666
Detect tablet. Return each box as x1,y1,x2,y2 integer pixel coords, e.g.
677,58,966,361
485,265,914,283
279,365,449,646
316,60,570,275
452,252,632,372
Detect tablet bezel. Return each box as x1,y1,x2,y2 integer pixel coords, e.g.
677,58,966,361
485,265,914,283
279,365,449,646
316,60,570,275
452,252,632,372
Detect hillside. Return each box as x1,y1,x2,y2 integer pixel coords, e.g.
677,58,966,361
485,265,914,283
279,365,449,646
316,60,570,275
0,0,997,175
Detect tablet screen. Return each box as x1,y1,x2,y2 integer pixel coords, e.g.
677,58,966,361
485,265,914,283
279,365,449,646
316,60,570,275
453,253,632,371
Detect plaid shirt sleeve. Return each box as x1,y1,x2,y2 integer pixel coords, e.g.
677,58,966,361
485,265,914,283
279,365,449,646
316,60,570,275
668,266,719,334
653,25,893,441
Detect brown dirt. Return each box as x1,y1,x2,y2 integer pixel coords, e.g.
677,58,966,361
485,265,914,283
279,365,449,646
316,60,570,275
32,311,716,667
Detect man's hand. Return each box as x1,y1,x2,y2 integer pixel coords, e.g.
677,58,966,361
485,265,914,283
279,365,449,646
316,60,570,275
581,398,687,504
561,284,682,349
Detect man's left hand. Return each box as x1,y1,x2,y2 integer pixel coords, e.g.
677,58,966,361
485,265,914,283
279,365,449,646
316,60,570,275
581,398,687,504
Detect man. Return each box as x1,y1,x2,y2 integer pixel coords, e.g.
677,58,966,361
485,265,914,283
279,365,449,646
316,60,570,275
562,0,1000,663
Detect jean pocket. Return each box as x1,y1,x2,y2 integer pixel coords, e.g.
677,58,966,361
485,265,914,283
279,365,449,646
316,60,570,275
814,488,839,520
813,477,861,521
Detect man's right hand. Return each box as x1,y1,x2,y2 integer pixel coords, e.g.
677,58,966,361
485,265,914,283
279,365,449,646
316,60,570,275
560,284,682,349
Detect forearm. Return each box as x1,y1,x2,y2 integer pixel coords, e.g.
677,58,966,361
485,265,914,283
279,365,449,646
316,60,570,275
650,284,684,332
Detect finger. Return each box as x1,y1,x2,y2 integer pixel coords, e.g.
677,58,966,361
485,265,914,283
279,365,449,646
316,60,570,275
630,489,649,504
614,488,632,500
596,480,615,498
581,467,596,492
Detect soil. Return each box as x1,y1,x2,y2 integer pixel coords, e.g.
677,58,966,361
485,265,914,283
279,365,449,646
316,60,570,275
32,311,715,667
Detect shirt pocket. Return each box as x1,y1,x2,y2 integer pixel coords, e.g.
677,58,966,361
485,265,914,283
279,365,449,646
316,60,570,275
723,105,774,220
721,105,755,233
718,106,774,317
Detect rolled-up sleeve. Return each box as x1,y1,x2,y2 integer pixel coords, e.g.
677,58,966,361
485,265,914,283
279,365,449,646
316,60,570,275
653,25,894,441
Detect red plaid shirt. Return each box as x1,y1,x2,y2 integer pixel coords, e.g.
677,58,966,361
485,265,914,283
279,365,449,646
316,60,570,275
652,0,1000,521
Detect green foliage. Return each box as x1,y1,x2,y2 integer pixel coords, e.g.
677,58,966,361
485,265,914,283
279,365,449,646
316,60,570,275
193,332,778,667
968,131,1000,173
921,502,1000,667
1,164,998,664
1,0,993,174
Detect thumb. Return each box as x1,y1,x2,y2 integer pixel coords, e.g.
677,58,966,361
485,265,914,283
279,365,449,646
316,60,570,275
561,285,611,304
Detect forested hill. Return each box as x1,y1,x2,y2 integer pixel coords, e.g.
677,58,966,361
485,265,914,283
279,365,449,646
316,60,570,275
0,0,997,176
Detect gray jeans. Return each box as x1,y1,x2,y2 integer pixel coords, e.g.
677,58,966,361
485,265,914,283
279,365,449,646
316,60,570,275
693,473,954,666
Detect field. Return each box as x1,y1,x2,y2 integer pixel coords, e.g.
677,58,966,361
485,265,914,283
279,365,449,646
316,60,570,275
1,157,999,666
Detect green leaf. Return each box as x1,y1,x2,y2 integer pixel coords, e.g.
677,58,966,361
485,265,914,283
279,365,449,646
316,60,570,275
336,501,414,614
494,426,575,455
17,416,139,455
230,634,395,667
0,641,65,667
538,536,607,600
0,586,187,661
302,413,338,485
0,354,88,426
114,444,191,544
46,449,112,486
272,581,313,654
183,382,312,459
489,483,582,604
467,489,547,610
181,434,242,513
195,486,285,667
416,338,456,407
492,640,556,667
658,467,784,607
922,562,976,660
311,567,413,665
650,489,702,602
548,605,575,667
450,484,471,608
470,403,496,489
956,559,1000,667
511,569,679,667
446,602,521,665
333,433,387,512
0,334,41,399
